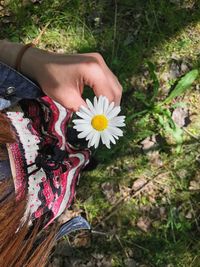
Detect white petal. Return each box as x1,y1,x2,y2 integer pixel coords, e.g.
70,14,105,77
109,116,126,127
76,111,91,120
100,131,106,144
86,130,95,141
88,137,93,148
113,134,119,140
107,106,121,119
110,116,125,123
109,121,126,127
73,124,90,132
73,119,89,125
89,131,100,148
78,128,92,139
101,131,111,149
79,105,94,117
109,133,116,145
108,126,123,137
105,101,115,116
103,97,109,114
97,95,104,113
94,96,98,111
103,129,116,145
86,99,96,115
94,132,100,148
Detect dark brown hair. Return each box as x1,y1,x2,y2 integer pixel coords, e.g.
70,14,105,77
0,112,57,267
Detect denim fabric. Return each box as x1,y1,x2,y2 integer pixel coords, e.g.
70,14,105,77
0,98,11,110
0,62,42,110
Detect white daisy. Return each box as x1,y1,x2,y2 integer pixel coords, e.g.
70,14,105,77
72,96,125,149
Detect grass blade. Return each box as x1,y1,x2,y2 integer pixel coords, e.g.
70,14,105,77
163,69,199,104
147,61,160,103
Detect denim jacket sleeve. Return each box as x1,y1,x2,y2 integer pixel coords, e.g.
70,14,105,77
0,61,42,110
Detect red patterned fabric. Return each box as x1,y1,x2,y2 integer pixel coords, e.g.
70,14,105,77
6,96,90,226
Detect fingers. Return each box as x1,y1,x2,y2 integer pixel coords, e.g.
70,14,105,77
38,52,122,112
48,88,87,112
80,53,122,106
63,94,87,112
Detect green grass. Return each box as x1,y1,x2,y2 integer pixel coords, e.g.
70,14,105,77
1,0,200,266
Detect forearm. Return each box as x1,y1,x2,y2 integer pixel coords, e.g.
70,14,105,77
0,40,23,69
0,40,44,82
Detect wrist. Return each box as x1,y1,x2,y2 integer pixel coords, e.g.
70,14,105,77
0,40,23,68
20,46,42,81
0,40,45,84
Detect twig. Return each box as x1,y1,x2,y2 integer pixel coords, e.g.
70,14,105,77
183,128,200,142
190,255,198,267
32,21,51,46
91,230,108,236
115,234,129,258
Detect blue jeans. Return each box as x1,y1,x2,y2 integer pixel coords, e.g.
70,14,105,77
0,62,42,110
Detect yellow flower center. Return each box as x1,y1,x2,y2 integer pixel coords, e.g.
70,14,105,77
91,115,108,131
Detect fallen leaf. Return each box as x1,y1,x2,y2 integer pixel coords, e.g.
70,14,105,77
140,135,157,152
71,231,91,248
101,182,118,204
137,216,151,232
132,178,147,191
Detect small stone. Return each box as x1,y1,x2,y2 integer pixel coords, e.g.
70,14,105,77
172,107,189,127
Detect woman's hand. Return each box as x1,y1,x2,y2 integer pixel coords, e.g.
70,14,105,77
0,40,122,111
23,48,122,111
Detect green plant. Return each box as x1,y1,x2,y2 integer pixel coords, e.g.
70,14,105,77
126,64,199,147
